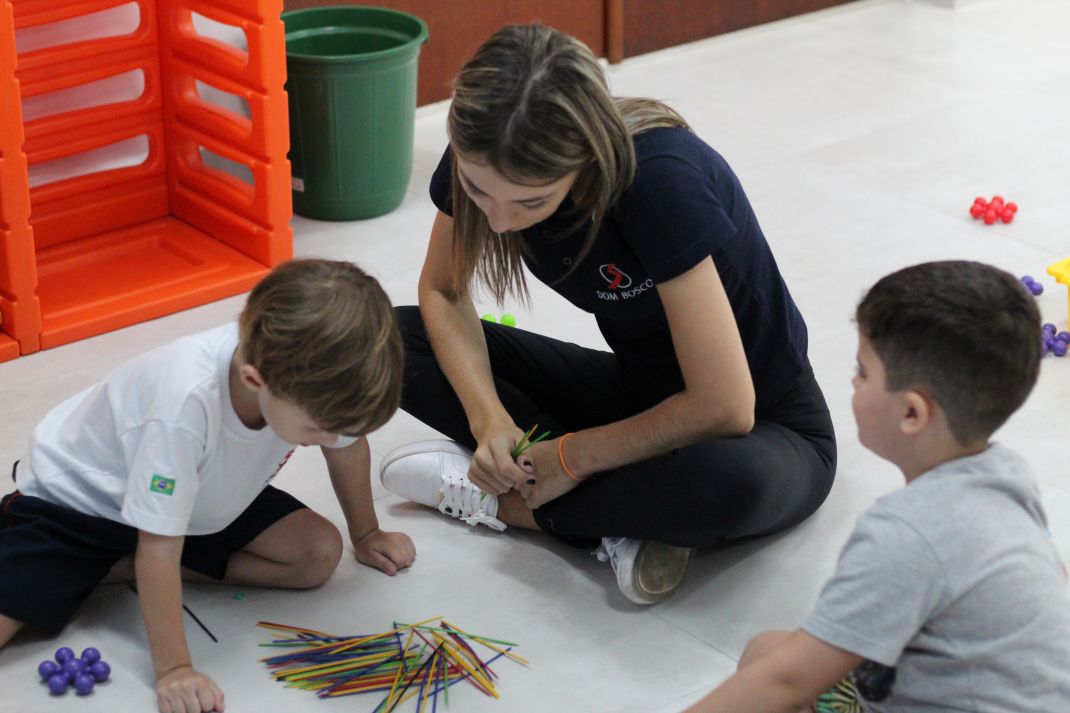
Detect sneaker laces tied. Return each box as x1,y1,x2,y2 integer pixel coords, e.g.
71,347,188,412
438,474,506,532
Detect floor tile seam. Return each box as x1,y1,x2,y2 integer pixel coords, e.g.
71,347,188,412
650,612,742,664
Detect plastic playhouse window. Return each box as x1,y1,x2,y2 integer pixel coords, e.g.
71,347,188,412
21,69,145,123
28,134,149,188
195,79,251,121
191,11,248,54
198,146,254,188
14,3,141,55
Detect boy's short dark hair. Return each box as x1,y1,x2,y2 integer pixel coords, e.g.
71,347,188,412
239,259,403,436
856,260,1041,445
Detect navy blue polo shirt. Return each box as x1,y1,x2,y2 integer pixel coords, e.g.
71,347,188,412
429,127,808,413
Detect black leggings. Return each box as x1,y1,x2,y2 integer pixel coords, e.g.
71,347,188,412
396,306,836,548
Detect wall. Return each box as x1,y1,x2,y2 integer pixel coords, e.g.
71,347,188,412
283,1,605,106
620,0,856,58
282,1,859,106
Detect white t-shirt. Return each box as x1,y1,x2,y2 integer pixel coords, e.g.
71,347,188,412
17,324,355,536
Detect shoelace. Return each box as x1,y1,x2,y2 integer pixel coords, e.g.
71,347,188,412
438,473,506,532
593,536,628,565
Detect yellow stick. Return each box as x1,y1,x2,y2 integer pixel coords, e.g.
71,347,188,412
442,620,530,666
382,626,420,710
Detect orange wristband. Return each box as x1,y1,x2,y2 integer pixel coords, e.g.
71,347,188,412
558,432,581,481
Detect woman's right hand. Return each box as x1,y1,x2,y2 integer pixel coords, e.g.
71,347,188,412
469,422,532,495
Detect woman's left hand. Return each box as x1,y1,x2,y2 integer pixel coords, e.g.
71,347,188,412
516,439,583,509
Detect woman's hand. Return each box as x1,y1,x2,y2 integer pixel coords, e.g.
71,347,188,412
353,528,416,576
516,438,582,509
469,422,531,495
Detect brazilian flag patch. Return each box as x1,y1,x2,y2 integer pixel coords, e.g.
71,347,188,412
149,474,176,496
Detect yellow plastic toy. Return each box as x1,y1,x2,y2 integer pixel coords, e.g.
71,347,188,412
1048,257,1070,322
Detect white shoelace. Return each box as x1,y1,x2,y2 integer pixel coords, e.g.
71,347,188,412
437,473,506,532
593,536,628,565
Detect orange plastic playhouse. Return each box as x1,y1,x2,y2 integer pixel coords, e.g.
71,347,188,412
0,0,292,363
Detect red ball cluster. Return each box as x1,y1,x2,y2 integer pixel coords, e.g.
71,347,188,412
969,195,1017,224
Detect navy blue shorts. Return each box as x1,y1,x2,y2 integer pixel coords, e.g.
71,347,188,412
0,469,306,634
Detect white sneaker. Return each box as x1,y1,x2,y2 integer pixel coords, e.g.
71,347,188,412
379,440,506,532
594,537,693,605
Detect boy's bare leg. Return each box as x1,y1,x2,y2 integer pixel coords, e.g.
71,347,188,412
101,556,135,584
211,509,342,588
0,613,23,649
103,509,343,589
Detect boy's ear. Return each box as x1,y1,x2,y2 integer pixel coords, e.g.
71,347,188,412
899,389,933,435
238,364,266,391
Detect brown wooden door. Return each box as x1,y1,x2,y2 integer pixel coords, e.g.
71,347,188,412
282,1,606,106
619,0,856,58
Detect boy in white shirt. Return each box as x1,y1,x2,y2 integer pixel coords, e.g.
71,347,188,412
684,260,1070,713
0,259,414,713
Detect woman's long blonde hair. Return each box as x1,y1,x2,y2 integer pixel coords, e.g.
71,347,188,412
447,24,689,304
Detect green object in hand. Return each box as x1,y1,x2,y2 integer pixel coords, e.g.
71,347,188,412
511,424,551,458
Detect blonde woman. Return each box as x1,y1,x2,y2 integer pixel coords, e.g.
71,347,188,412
381,24,836,604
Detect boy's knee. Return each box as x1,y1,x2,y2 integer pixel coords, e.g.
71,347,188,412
295,522,343,588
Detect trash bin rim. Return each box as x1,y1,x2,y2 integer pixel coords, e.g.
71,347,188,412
282,6,429,63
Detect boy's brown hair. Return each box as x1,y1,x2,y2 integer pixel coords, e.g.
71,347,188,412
239,259,403,436
856,260,1042,445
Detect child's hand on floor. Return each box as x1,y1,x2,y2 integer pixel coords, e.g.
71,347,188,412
353,528,416,575
156,664,224,713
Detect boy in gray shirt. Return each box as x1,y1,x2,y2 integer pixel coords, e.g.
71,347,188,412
684,260,1070,712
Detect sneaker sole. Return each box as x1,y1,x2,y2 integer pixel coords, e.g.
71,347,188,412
632,542,693,603
378,439,472,485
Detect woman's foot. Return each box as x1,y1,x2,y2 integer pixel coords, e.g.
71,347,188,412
380,440,507,531
595,537,693,604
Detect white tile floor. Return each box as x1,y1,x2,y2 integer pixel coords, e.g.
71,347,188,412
2,0,1069,711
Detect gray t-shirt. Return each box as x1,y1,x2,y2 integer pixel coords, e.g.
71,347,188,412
803,444,1070,712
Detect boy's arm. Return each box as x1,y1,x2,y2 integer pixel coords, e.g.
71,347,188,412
683,630,861,713
323,438,415,575
135,530,225,712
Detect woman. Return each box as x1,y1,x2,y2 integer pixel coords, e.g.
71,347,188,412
380,24,836,604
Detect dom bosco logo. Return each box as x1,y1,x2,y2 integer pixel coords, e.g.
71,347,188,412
596,263,654,302
150,474,176,496
599,263,632,290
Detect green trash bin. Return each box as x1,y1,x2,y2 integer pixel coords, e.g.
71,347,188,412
282,6,429,220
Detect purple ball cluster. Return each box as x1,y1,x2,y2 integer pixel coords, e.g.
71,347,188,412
1042,323,1069,358
1021,275,1044,296
38,646,110,696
